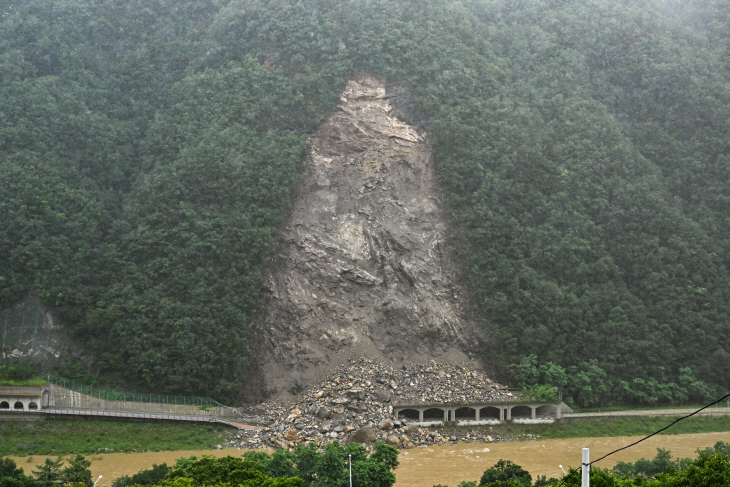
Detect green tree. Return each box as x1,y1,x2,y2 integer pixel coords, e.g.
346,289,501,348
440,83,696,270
111,463,171,487
312,442,347,487
62,455,92,487
266,450,297,479
290,443,318,485
161,456,299,487
478,460,532,487
32,458,65,487
0,457,35,487
653,451,730,486
612,449,676,480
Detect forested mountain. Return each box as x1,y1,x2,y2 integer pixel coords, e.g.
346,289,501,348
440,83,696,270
1,0,729,404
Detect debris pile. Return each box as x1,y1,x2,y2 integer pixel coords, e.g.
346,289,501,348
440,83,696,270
229,357,516,450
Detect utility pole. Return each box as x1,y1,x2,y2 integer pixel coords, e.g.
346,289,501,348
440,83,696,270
582,448,590,487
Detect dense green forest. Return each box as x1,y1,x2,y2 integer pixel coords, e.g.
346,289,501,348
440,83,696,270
1,0,729,403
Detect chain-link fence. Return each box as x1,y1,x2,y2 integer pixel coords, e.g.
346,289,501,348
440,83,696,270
47,375,226,407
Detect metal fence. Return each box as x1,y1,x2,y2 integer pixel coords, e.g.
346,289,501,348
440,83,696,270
47,375,227,407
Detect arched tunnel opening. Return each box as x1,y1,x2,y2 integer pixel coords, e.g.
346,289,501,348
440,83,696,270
423,408,445,422
479,406,501,420
397,408,420,420
511,405,532,419
536,405,553,417
454,407,476,421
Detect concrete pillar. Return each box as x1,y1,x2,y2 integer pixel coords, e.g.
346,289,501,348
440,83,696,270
556,403,562,420
499,407,504,421
531,407,536,420
419,409,424,422
443,408,448,423
475,408,480,421
506,407,511,420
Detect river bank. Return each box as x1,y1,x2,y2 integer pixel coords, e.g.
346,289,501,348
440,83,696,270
8,431,730,487
3,414,730,457
488,414,730,440
0,418,236,457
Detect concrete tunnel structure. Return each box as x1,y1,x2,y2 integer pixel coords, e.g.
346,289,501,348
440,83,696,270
0,386,48,412
393,401,568,425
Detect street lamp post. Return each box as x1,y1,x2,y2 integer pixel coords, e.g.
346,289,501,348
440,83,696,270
93,475,103,487
349,454,352,487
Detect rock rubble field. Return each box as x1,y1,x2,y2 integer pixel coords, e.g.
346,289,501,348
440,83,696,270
229,357,517,450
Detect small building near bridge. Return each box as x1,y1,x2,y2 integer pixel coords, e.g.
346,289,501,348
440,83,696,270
0,385,49,413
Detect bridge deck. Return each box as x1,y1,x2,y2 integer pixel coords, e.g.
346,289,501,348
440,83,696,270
4,407,257,430
563,408,730,419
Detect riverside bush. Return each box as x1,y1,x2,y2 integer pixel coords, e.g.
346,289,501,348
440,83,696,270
446,443,730,486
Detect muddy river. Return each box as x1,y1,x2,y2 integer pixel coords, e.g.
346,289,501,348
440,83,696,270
11,431,730,487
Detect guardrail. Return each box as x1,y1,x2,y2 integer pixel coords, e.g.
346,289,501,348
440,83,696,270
563,408,730,419
41,407,222,422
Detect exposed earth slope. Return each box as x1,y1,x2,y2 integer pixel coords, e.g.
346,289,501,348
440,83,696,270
255,76,483,396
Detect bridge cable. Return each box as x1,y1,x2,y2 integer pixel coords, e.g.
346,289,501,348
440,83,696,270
552,391,730,487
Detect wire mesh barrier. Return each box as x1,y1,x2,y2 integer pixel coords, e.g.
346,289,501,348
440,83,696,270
47,375,227,408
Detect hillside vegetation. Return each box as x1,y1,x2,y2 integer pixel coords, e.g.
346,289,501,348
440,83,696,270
1,0,729,404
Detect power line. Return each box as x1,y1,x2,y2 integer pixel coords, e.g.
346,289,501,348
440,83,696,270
554,466,580,487
553,392,730,486
591,392,730,465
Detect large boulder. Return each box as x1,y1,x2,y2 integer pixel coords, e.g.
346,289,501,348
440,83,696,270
378,419,394,431
315,406,331,419
348,428,377,444
385,435,400,446
284,429,299,441
270,438,288,449
373,390,392,402
347,388,366,400
347,404,366,413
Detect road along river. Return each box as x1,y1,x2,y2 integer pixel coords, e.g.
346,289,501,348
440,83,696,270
10,431,730,487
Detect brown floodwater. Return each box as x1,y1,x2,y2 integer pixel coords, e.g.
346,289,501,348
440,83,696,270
395,431,730,486
11,431,730,487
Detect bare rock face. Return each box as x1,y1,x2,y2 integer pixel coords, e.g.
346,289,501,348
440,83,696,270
1,295,90,369
256,75,483,396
